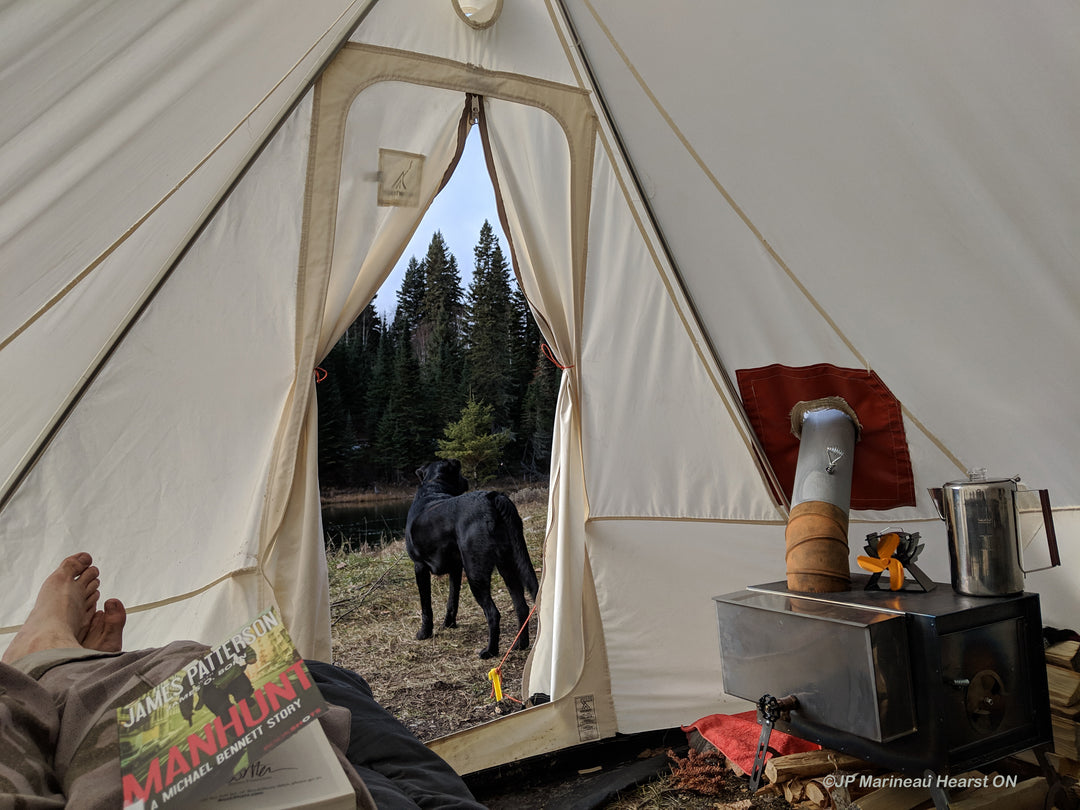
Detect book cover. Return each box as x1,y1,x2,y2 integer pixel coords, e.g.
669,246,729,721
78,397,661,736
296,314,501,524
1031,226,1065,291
117,608,331,809
194,723,354,809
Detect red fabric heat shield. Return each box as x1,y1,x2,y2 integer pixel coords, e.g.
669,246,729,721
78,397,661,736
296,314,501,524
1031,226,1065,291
736,363,916,510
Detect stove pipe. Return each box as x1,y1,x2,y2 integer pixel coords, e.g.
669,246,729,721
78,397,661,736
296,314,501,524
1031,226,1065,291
785,398,860,593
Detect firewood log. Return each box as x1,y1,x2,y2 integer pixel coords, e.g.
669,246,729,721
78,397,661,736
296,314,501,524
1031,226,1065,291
1052,715,1080,760
804,778,834,808
782,777,808,803
947,776,1047,810
763,749,868,784
1046,640,1080,672
1047,664,1080,707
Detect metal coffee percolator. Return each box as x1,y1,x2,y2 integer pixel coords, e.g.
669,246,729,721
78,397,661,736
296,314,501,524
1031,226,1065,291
929,470,1060,596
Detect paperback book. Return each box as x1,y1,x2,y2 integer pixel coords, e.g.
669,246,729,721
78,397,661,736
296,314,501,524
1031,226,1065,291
117,607,344,809
193,722,354,809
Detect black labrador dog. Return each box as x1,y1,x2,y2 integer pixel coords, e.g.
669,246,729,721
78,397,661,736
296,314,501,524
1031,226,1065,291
405,459,539,659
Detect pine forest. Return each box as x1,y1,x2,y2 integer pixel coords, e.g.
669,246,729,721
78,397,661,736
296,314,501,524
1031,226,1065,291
316,221,560,487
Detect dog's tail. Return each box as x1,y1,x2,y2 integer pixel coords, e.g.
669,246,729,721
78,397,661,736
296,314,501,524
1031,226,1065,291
490,492,539,600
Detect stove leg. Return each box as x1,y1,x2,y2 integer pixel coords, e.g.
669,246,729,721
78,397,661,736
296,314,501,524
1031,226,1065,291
928,783,951,810
747,716,774,793
1034,745,1078,810
926,772,951,810
749,694,798,793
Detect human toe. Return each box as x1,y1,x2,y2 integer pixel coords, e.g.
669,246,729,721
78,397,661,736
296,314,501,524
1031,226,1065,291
57,553,94,580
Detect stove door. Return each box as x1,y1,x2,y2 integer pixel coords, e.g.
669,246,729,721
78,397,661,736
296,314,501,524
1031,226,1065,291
939,618,1032,750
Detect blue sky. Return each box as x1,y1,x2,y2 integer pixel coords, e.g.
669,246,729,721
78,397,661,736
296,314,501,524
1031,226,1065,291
374,127,509,321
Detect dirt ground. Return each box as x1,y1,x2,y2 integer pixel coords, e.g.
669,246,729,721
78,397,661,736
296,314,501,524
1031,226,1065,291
326,484,791,809
326,485,548,739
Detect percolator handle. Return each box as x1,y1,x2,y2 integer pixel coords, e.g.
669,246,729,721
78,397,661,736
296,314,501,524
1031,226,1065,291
1019,489,1061,573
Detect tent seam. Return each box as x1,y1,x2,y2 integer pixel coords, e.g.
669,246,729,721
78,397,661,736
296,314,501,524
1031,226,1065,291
0,567,260,637
0,0,373,357
593,122,787,513
0,0,377,516
587,515,787,526
580,0,968,492
555,0,789,515
579,1,867,369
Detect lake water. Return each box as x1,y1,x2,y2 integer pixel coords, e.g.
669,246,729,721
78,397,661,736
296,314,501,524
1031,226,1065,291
322,499,412,551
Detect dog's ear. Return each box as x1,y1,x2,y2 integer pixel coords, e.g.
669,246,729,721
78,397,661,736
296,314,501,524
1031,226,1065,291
415,465,427,481
451,459,461,471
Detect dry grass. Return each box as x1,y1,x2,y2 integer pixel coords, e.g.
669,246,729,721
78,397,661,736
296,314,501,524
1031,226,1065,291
327,489,547,742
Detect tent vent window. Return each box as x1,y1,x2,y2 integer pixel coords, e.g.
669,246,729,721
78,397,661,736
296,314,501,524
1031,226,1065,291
451,0,502,29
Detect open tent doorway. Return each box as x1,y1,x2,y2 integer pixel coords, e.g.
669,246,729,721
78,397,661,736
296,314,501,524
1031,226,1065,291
291,40,640,768
313,124,561,740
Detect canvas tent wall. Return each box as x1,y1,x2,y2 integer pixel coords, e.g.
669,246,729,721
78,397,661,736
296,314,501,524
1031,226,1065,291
2,0,1078,775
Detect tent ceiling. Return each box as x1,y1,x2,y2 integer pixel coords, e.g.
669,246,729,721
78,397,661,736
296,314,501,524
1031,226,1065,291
1,0,1078,772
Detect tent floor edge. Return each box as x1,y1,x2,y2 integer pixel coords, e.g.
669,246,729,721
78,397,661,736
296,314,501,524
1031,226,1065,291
462,727,683,810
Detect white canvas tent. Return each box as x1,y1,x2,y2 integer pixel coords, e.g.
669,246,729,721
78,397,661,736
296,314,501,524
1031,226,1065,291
2,0,1078,774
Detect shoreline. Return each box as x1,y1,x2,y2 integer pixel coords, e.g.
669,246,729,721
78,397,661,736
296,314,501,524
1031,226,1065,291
320,486,414,507
320,476,547,507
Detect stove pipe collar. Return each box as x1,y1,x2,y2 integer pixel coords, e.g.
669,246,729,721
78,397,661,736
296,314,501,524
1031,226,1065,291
785,397,860,593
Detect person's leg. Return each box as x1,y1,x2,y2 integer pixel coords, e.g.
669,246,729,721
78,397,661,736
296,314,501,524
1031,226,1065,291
2,553,125,666
306,661,486,809
0,663,66,807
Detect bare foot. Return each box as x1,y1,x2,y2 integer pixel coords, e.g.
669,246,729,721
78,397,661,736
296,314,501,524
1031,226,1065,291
2,553,115,664
83,598,126,652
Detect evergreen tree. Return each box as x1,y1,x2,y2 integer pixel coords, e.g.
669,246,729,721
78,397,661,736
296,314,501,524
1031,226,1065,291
316,370,357,486
364,321,394,442
464,221,515,429
511,285,543,390
417,231,466,431
317,222,560,485
508,281,542,461
350,298,383,353
396,257,425,347
337,300,381,442
373,311,432,478
436,397,511,483
353,300,383,437
315,298,384,483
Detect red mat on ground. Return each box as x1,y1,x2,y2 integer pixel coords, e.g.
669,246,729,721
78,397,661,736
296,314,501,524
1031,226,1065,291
683,711,819,773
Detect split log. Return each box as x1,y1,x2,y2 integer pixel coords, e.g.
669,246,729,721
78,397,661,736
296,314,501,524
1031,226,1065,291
1010,748,1080,780
1052,715,1080,760
1052,702,1080,721
1046,640,1080,672
947,776,1047,810
752,782,782,798
763,749,869,784
1059,757,1080,780
782,777,809,803
1047,664,1080,707
804,778,834,808
852,771,982,810
851,783,931,810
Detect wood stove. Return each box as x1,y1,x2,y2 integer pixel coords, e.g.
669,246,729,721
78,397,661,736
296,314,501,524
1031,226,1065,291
715,576,1052,780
